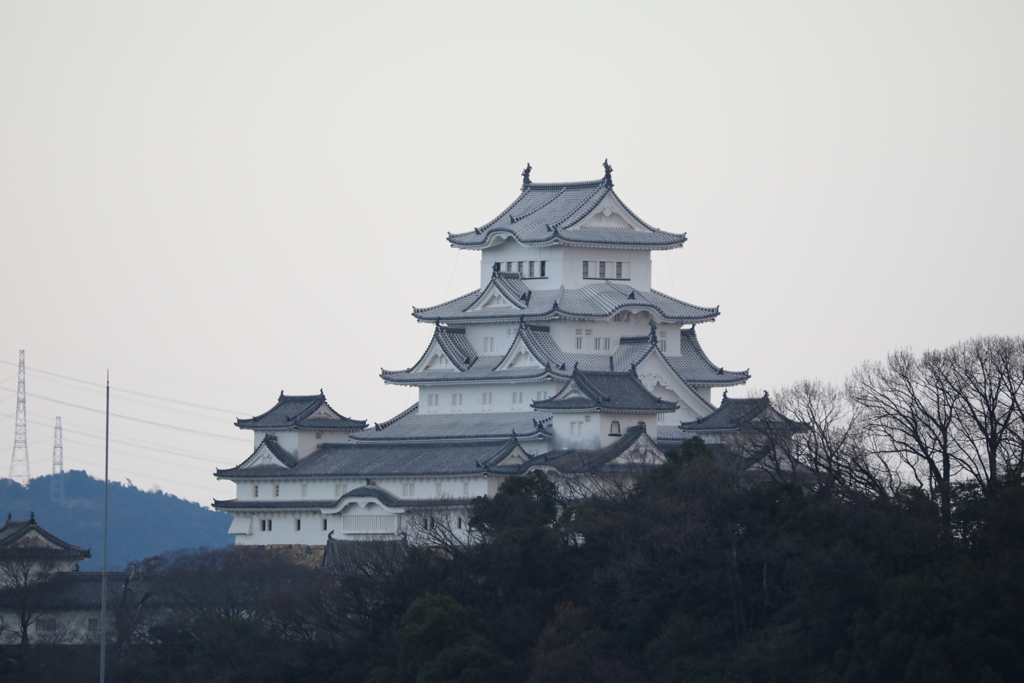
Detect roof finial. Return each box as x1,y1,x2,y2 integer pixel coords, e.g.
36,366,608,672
603,159,614,188
30,511,35,522
6,513,10,522
521,162,532,187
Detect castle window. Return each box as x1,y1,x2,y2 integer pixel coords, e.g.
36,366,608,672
427,394,439,407
570,421,583,435
517,261,524,275
613,311,632,323
253,485,259,498
335,483,347,497
482,392,492,406
88,618,99,632
458,517,463,529
451,393,463,406
536,391,548,400
260,519,273,531
36,618,57,633
582,261,589,278
609,420,621,436
616,262,622,279
483,337,494,353
436,482,443,497
463,481,470,496
659,332,667,352
273,484,280,498
507,262,513,272
301,483,308,498
512,392,523,404
540,261,546,277
599,261,606,278
575,329,583,350
529,261,536,278
322,518,328,531
295,519,302,531
403,482,416,497
315,432,322,439
595,337,610,351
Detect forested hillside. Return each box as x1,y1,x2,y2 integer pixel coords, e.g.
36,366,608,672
0,470,231,569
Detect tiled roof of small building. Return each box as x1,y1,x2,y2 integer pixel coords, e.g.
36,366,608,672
532,368,678,413
657,394,805,443
0,514,91,563
235,392,367,431
216,437,530,479
350,405,553,443
447,172,687,250
413,275,718,324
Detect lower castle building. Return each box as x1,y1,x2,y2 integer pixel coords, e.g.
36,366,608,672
214,164,764,545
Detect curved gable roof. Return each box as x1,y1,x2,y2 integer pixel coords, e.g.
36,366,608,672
235,392,366,431
447,170,687,250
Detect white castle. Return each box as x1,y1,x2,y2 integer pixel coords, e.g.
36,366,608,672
214,163,755,545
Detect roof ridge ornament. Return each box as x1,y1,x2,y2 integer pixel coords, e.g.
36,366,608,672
603,159,614,188
521,163,532,188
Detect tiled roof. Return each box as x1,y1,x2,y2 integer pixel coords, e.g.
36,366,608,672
664,328,750,387
351,405,553,443
0,515,91,562
235,392,367,431
212,498,337,511
532,368,678,413
447,174,687,250
657,394,805,442
413,275,719,325
217,438,531,479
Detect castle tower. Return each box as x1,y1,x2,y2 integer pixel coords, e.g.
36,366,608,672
214,164,749,545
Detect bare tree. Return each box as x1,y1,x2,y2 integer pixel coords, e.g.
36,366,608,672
847,348,963,529
0,553,64,650
946,336,1024,489
754,379,900,498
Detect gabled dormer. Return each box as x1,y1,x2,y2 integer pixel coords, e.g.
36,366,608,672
235,391,367,458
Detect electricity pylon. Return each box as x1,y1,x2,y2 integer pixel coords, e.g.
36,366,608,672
50,417,64,504
8,350,30,485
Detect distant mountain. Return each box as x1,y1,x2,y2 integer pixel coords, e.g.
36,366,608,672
0,471,231,570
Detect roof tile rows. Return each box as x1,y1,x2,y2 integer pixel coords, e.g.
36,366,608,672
447,177,687,250
352,407,553,443
0,515,91,562
532,369,678,413
217,437,530,479
413,273,719,324
235,392,367,431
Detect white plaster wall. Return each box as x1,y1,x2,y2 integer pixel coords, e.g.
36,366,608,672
419,381,560,414
551,413,602,450
463,323,519,356
296,430,351,458
480,243,653,291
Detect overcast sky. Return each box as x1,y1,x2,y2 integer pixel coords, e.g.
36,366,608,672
1,1,1021,507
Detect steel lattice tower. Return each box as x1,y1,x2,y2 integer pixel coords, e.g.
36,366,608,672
8,350,30,484
50,416,64,504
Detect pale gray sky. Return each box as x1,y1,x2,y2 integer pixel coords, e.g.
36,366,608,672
1,1,1021,506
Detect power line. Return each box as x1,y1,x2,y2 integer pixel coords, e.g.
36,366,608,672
0,359,248,415
20,371,236,425
25,392,249,443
